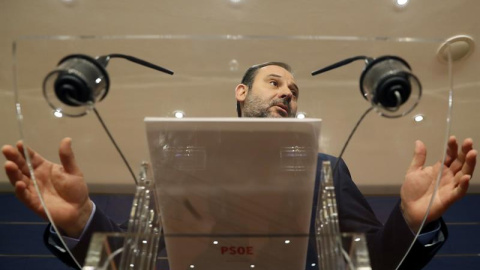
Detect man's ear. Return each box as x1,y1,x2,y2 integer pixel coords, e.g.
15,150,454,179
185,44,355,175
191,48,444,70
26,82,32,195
235,84,248,102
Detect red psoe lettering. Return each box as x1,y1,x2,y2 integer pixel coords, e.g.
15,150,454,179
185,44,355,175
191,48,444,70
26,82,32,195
220,246,254,255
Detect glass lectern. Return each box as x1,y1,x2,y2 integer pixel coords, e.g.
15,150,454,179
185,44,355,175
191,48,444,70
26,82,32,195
11,35,457,269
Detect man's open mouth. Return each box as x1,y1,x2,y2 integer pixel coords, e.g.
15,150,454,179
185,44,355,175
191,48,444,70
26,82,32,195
274,104,289,113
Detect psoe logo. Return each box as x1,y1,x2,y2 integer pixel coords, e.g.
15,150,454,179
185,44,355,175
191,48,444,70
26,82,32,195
220,246,254,255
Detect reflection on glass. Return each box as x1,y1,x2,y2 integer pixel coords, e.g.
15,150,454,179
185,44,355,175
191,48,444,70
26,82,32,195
161,145,207,171
280,146,314,172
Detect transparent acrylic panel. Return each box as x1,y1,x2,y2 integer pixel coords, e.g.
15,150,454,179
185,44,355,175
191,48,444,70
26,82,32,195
84,233,370,270
12,35,456,269
83,232,168,270
146,117,320,270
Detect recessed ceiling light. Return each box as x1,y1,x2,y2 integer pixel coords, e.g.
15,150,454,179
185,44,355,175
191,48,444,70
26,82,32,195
229,59,239,72
395,0,409,7
61,0,76,6
53,110,63,118
296,112,306,119
174,111,185,118
413,114,424,122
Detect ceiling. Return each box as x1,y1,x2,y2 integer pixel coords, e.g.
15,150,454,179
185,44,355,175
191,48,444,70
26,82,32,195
1,0,479,195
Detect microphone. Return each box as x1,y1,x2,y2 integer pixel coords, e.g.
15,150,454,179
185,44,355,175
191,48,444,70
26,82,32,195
312,55,421,118
43,54,173,117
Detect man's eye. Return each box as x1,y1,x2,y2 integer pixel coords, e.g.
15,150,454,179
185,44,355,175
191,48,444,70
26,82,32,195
270,81,278,87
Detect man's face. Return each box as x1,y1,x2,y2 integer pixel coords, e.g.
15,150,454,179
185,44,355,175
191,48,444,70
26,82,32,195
237,65,299,118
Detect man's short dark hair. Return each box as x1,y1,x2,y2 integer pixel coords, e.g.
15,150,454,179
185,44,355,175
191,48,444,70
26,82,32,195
237,62,292,117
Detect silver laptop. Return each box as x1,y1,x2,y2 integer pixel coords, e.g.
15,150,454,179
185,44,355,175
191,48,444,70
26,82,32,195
145,117,321,270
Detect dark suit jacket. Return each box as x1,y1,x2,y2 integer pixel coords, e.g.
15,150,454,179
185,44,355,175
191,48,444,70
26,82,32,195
45,153,446,269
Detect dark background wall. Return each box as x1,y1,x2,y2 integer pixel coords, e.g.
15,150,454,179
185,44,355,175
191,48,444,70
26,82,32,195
1,193,479,270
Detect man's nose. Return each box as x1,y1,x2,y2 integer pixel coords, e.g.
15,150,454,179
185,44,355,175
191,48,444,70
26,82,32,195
279,87,293,101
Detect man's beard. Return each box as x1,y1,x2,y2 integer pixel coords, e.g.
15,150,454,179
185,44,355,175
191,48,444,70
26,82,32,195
242,93,294,118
